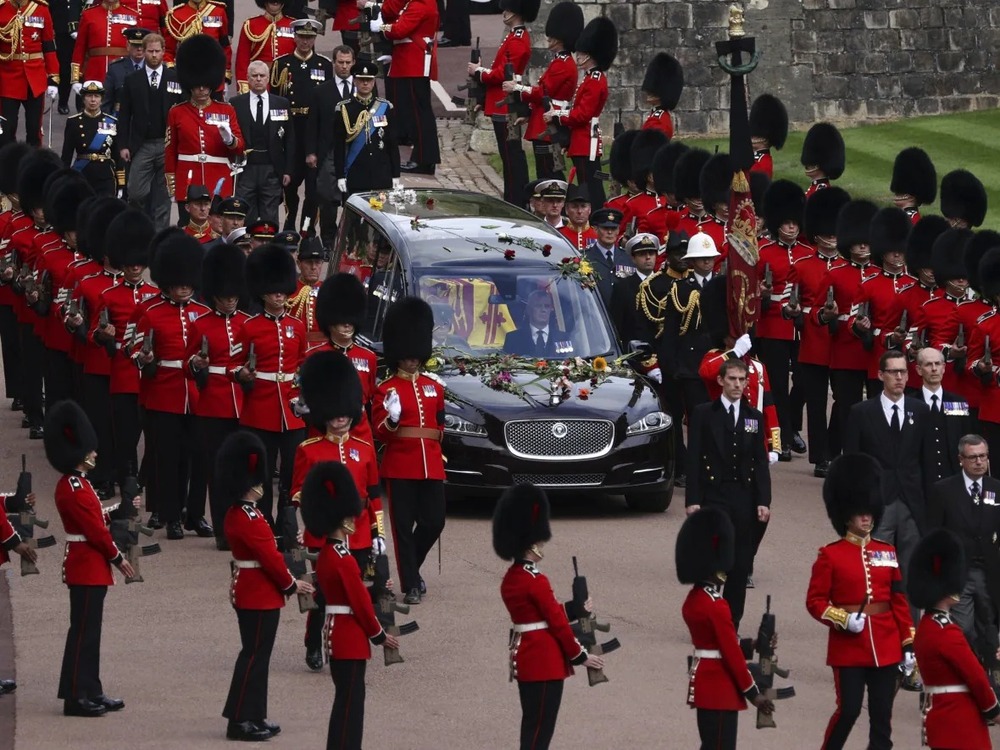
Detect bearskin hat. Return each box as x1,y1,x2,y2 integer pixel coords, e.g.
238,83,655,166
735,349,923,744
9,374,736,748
148,226,185,286
316,273,367,333
979,248,1000,302
762,179,805,238
941,169,988,228
823,453,884,536
800,123,845,180
673,147,711,204
700,153,732,212
215,431,269,506
175,34,227,91
491,484,552,561
869,207,911,263
749,94,789,150
966,230,1000,294
46,177,95,236
906,215,949,275
156,233,204,289
890,147,937,205
298,350,363,429
254,0,284,7
43,400,98,475
931,228,974,284
246,243,297,297
0,142,32,196
382,296,434,368
301,461,363,539
16,150,62,214
499,0,540,22
835,199,878,256
575,17,617,72
107,209,155,269
907,529,966,610
675,507,735,584
630,129,669,189
609,130,639,187
84,198,127,265
803,186,851,242
652,141,688,196
641,52,684,110
72,197,100,258
544,2,584,50
202,242,246,301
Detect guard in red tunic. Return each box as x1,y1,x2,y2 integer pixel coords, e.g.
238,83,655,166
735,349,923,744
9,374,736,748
806,453,915,750
909,528,1000,750
941,169,989,231
621,129,667,236
372,297,444,605
218,430,314,742
70,0,140,92
186,242,250,548
126,0,167,36
954,230,998,422
233,243,307,524
800,122,845,199
0,0,60,147
557,184,596,252
678,507,773,750
890,147,937,226
0,482,39,694
639,52,683,140
748,94,787,180
604,130,638,216
673,148,714,247
301,460,397,750
0,142,33,410
493,483,604,750
234,0,294,94
545,16,616,208
163,0,231,78
641,141,688,253
285,236,324,351
292,351,384,672
46,400,136,717
967,249,1000,450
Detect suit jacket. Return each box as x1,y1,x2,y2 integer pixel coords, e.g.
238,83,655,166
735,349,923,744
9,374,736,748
609,271,645,348
908,387,973,488
845,395,930,530
685,399,771,510
584,242,634,307
502,325,575,358
102,56,141,114
116,66,182,155
231,91,294,177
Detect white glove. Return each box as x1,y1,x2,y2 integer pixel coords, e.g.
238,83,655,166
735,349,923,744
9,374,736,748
47,85,58,101
384,390,401,422
732,333,752,358
647,367,662,384
216,122,234,145
71,82,83,97
903,650,917,676
392,178,401,190
337,178,347,194
71,31,77,40
369,17,383,33
372,536,386,556
845,612,867,634
768,451,779,464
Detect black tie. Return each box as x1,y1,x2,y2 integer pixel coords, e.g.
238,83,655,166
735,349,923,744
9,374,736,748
931,394,939,413
149,69,158,89
728,404,736,429
341,79,351,100
256,95,263,125
134,63,141,71
535,329,545,354
606,250,614,266
890,404,900,432
972,481,981,504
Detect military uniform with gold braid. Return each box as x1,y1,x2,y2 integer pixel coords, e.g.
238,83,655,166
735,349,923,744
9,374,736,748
60,80,123,197
233,0,294,94
332,59,399,196
163,0,231,90
0,0,60,147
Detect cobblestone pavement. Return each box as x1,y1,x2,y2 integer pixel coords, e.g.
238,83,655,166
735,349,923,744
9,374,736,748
400,118,503,196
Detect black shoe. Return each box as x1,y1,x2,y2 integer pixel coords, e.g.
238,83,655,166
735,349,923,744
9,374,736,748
29,425,44,439
64,698,108,717
778,448,792,462
147,513,163,530
166,522,184,540
93,694,124,711
418,576,426,595
10,398,22,411
58,104,69,115
256,720,281,737
400,161,435,175
674,474,686,489
226,721,272,741
404,588,421,605
215,536,231,551
305,649,323,672
184,517,214,538
813,461,830,478
791,432,807,454
0,679,15,694
746,575,755,589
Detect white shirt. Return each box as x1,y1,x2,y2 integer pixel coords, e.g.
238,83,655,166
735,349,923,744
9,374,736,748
963,471,984,495
145,64,163,86
721,394,740,424
922,385,943,410
532,325,550,345
545,217,566,230
694,272,713,287
335,76,354,97
250,90,270,120
880,392,904,427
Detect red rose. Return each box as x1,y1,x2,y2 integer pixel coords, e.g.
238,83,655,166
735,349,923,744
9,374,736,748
542,246,551,257
561,257,572,264
426,198,435,209
504,249,516,260
573,257,581,264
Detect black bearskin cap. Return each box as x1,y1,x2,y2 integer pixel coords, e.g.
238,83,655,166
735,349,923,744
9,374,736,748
641,52,684,110
823,453,884,536
491,484,552,561
800,122,845,180
0,142,32,196
316,272,367,333
675,507,735,584
890,147,937,205
215,431,269,506
761,179,805,238
156,233,204,289
749,172,771,216
44,400,98,474
16,150,62,214
175,34,227,91
907,529,966,610
749,94,789,150
301,461,363,538
107,209,155,269
673,147,710,203
652,141,688,196
84,198,127,265
254,0,285,7
148,226,185,285
700,153,732,212
246,243,297,297
498,0,540,22
575,17,617,72
966,230,1000,294
382,296,433,368
835,199,878,256
906,215,949,275
869,207,911,262
941,169,988,228
202,242,247,300
47,177,95,236
804,186,850,242
931,228,974,284
609,130,638,187
630,129,669,188
544,2,584,50
72,197,100,258
298,350,362,428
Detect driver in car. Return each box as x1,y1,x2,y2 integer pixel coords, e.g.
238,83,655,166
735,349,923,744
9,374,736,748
503,289,575,358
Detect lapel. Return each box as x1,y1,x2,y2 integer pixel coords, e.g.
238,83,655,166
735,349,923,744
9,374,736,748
867,398,892,451
710,399,728,456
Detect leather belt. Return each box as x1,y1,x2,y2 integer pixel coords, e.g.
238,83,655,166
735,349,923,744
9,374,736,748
88,46,127,56
177,153,231,165
325,605,354,615
207,365,228,375
232,559,261,568
159,359,183,368
65,534,88,542
9,52,43,61
81,153,111,161
512,621,547,633
291,106,309,115
837,602,890,615
925,685,969,695
255,370,295,382
693,649,722,658
396,426,442,440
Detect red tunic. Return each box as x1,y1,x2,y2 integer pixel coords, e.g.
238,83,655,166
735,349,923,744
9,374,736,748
9,223,47,325
641,107,673,139
682,583,758,710
373,371,445,480
224,501,295,610
330,0,358,32
27,230,60,336
849,270,915,379
0,211,30,306
233,13,295,93
917,293,975,401
93,278,155,390
501,561,586,682
557,224,597,253
520,51,575,142
184,309,249,419
805,535,914,668
698,350,780,451
915,610,999,750
124,0,167,34
757,239,813,341
826,261,877,372
954,297,992,409
35,241,80,353
750,149,773,179
621,192,661,237
476,25,530,118
804,178,830,199
55,472,123,587
967,309,1000,424
0,0,58,100
640,204,682,250
164,100,245,203
316,539,386,660
135,296,210,414
381,0,438,79
234,312,307,433
893,281,938,390
554,68,608,160
71,2,140,83
163,0,231,71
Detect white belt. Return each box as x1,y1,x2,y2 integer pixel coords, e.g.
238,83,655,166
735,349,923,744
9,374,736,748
693,649,721,659
872,328,882,336
207,365,227,375
769,292,790,302
836,314,850,321
801,306,813,314
325,605,354,615
512,621,548,633
925,685,969,695
232,560,261,569
178,154,231,165
65,534,87,542
255,371,295,382
159,359,183,368
550,99,569,108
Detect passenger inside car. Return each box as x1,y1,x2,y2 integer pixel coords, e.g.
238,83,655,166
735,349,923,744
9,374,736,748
503,289,576,357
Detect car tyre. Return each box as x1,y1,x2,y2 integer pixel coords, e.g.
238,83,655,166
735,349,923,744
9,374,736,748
625,484,672,513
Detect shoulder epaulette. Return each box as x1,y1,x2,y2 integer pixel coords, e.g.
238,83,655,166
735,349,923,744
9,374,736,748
316,53,332,62
588,69,602,79
300,436,322,447
978,309,996,324
351,436,372,447
898,281,915,293
334,100,345,112
69,112,82,119
701,584,722,600
68,475,83,490
522,562,538,576
513,27,525,38
931,611,950,627
240,503,260,519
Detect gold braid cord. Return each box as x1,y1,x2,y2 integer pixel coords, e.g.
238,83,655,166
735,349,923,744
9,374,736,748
271,62,289,96
165,2,212,42
340,103,370,144
637,273,668,337
670,283,701,336
242,16,276,44
286,285,315,329
0,3,29,61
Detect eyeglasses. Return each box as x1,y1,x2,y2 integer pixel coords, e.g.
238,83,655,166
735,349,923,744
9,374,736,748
961,453,989,461
880,369,908,377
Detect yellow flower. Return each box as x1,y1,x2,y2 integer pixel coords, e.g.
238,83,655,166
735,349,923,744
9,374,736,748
368,196,384,210
579,260,594,276
425,357,439,370
592,356,608,372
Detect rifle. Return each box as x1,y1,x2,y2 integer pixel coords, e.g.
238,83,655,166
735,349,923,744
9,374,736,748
953,323,967,371
192,335,210,390
372,553,418,665
895,308,909,350
278,506,317,613
495,54,528,142
108,475,160,583
613,108,624,139
856,301,873,350
97,307,117,357
541,89,568,174
979,334,994,385
6,455,55,576
240,341,257,391
761,264,773,308
452,37,483,126
570,556,620,686
32,269,52,316
349,5,376,64
752,595,795,729
0,251,15,282
787,283,803,332
138,328,157,378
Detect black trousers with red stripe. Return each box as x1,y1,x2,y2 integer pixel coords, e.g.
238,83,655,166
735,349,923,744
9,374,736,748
696,708,738,750
328,659,367,750
517,679,563,750
386,478,445,593
822,665,896,750
196,415,239,534
571,156,605,209
492,118,528,207
223,608,280,723
531,141,564,182
82,374,115,491
58,585,107,700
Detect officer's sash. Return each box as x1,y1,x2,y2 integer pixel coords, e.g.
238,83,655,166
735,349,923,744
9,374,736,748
344,99,389,176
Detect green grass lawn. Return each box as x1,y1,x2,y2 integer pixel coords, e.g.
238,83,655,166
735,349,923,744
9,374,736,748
487,110,1000,230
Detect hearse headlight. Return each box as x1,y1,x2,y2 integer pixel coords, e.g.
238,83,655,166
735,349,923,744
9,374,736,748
627,411,672,435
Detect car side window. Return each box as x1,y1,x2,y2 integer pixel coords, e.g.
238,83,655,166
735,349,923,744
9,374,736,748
364,252,405,341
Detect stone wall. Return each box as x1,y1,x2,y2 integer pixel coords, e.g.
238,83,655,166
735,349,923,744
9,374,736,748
525,0,1000,136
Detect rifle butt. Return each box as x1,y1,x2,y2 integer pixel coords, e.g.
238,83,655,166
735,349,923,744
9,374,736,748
383,646,404,666
756,688,778,728
586,665,609,687
20,555,40,576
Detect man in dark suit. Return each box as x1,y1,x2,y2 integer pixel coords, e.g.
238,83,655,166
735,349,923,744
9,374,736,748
502,289,575,358
230,60,294,226
913,347,973,488
102,27,149,115
584,206,635,306
927,433,1000,669
685,357,772,628
116,33,182,231
609,232,658,355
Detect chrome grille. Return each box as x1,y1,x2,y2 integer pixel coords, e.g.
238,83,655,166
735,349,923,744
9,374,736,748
512,473,606,487
504,419,614,461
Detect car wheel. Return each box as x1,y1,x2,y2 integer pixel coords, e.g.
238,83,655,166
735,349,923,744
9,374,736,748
625,485,673,513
